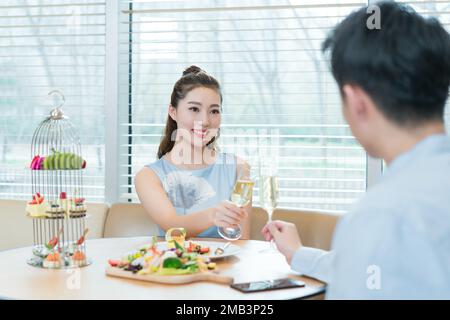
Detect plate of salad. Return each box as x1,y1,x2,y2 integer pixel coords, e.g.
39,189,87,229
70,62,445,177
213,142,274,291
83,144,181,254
106,239,233,284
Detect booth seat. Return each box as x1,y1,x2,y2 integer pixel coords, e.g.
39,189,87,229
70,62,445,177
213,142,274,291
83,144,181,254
0,200,108,251
0,200,339,252
103,202,159,238
249,207,339,250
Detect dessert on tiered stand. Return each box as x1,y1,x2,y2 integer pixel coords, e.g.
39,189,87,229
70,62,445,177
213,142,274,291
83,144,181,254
25,193,48,218
42,229,63,269
26,90,91,269
69,194,87,218
71,229,89,267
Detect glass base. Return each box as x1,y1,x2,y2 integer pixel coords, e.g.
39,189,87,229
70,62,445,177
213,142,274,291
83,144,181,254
27,256,92,269
259,248,278,254
259,241,278,254
217,225,242,241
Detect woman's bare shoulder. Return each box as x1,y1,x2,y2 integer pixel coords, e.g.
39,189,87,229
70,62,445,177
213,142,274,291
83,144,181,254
135,166,162,186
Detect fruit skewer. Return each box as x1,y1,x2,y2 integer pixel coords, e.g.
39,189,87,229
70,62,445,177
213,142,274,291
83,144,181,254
46,227,64,250
76,228,89,246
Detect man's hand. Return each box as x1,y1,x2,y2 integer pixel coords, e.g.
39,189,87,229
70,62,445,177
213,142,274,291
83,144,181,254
261,220,303,264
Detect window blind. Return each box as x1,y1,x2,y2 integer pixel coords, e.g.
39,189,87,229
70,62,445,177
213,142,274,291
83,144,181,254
118,0,369,213
0,0,106,202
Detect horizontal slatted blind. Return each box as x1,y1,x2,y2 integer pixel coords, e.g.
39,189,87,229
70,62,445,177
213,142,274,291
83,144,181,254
118,0,368,213
0,0,106,202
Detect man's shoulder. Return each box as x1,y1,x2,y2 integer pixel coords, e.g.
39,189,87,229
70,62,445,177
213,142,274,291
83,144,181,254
357,154,450,214
339,169,450,244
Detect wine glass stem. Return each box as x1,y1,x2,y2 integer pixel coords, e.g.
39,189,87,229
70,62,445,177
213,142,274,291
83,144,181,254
267,209,275,250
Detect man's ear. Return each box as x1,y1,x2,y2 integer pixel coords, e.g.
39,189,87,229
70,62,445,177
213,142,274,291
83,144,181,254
168,105,177,122
342,84,369,120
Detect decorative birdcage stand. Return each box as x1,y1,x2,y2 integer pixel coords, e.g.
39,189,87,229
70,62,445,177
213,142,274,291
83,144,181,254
26,90,91,269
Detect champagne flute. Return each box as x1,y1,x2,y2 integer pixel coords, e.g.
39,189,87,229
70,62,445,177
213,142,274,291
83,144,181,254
217,179,254,241
259,159,279,253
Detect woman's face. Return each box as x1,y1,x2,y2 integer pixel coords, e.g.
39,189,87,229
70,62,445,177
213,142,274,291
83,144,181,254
169,86,222,149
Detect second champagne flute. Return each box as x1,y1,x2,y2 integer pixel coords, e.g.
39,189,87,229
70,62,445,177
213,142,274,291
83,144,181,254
259,159,279,253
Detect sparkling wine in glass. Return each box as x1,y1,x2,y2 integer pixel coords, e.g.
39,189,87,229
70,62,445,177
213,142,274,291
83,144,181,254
218,179,254,241
259,174,279,253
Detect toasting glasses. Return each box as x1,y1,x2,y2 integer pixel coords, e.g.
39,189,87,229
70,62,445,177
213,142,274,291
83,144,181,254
218,169,254,241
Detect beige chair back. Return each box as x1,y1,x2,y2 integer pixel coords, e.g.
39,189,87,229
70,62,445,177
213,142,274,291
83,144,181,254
0,200,108,251
273,208,340,250
1,198,339,251
0,200,33,251
103,203,339,250
249,206,271,241
85,202,110,239
103,202,159,238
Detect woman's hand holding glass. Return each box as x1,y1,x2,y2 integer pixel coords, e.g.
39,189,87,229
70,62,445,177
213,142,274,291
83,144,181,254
217,162,254,241
213,200,247,234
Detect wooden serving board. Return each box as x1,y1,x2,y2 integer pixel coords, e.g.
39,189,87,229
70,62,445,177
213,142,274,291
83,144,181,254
105,266,233,285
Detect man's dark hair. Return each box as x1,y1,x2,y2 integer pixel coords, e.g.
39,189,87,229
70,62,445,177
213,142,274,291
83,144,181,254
322,1,450,126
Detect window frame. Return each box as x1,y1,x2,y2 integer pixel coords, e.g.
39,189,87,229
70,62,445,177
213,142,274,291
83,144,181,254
103,0,387,208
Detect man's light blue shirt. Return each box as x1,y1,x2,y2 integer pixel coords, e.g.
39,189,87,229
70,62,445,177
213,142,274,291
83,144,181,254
291,134,450,299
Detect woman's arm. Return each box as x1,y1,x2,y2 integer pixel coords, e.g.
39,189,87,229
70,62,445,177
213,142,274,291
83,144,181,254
135,167,245,238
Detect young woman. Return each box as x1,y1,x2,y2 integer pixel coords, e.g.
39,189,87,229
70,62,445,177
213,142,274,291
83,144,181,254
135,66,251,238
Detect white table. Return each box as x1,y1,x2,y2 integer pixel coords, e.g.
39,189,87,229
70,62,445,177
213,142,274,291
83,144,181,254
0,237,325,300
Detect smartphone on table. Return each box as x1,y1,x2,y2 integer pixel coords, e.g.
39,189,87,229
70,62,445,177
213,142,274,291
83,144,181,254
230,278,305,293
